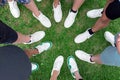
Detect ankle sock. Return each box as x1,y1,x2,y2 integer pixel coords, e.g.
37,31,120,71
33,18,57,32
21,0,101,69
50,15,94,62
88,28,94,35
115,43,116,47
70,9,77,13
79,79,83,80
90,56,94,62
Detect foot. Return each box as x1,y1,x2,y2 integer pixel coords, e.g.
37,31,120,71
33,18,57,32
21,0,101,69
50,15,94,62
35,42,52,55
24,31,45,44
87,8,103,18
74,29,93,44
8,0,20,18
31,62,39,72
53,2,62,22
51,56,64,75
104,31,115,47
67,56,79,78
75,50,95,64
64,11,78,28
33,12,51,28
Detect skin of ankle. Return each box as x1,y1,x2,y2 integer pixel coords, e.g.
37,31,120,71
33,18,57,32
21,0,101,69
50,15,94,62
33,11,41,17
53,1,59,8
71,8,77,12
91,56,95,62
7,0,13,2
91,28,95,33
74,71,83,80
24,35,31,43
50,70,59,80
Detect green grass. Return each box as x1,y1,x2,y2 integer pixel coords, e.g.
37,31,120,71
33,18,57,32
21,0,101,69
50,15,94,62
1,0,120,80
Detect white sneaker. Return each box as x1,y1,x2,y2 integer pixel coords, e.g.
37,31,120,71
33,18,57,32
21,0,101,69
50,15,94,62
8,0,20,18
36,0,42,2
104,31,115,47
75,50,95,64
74,29,93,44
31,62,39,71
53,2,62,22
24,31,45,44
51,56,64,75
67,56,79,78
87,8,103,18
64,11,78,28
33,12,51,28
36,42,52,54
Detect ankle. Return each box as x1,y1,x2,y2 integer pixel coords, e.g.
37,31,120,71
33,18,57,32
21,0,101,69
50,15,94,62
53,1,59,8
34,12,41,17
50,76,57,80
70,8,77,13
74,71,83,80
23,35,31,43
50,71,59,80
88,28,94,35
8,0,13,2
90,56,94,62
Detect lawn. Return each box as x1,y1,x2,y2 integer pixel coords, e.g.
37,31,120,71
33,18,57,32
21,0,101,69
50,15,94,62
1,0,120,80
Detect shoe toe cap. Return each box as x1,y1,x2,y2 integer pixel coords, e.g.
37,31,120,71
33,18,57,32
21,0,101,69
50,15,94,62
87,11,96,18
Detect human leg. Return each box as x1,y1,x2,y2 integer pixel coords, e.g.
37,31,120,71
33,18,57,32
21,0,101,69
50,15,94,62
13,32,30,44
90,0,120,33
74,0,120,44
72,0,85,11
64,0,84,28
99,46,120,66
24,0,40,17
0,21,18,44
75,13,109,42
87,0,119,32
91,12,110,33
24,0,51,28
91,54,102,64
74,71,83,80
50,56,64,80
50,70,59,80
74,2,111,44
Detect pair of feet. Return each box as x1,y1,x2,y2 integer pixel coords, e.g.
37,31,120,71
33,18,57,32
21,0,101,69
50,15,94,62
8,0,51,28
51,56,83,79
53,2,78,28
74,8,105,43
31,41,52,71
